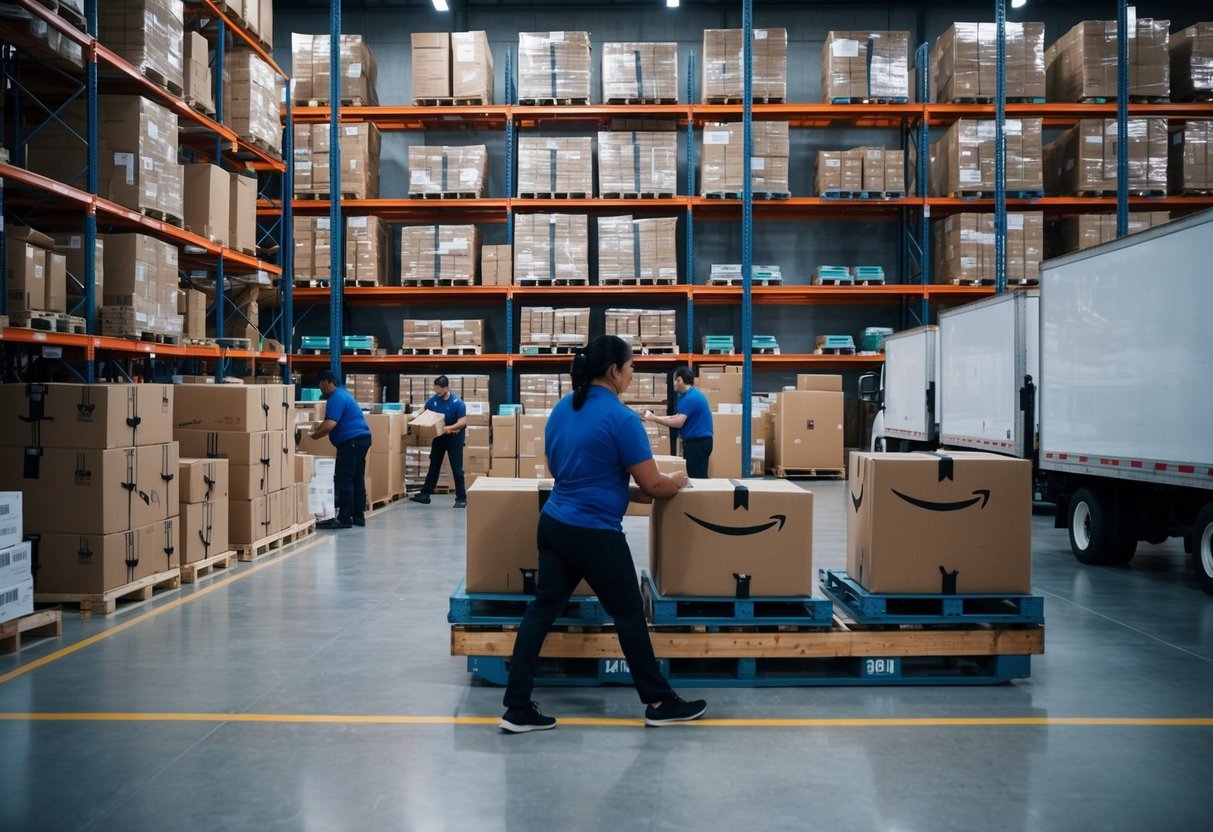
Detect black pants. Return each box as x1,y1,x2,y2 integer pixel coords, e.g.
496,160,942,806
504,513,675,709
421,433,466,500
334,434,371,524
682,436,713,479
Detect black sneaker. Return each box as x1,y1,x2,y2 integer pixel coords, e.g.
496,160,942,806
352,517,366,527
645,695,707,726
409,494,431,505
499,702,557,733
317,518,352,530
453,499,467,509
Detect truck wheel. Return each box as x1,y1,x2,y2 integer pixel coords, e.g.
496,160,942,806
1193,504,1213,597
1069,487,1113,565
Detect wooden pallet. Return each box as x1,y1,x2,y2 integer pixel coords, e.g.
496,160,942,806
519,345,582,355
399,346,482,355
517,98,590,106
704,96,784,105
515,278,591,287
820,190,907,200
140,207,184,227
369,493,406,511
413,96,491,107
185,96,217,118
517,192,590,200
179,550,238,584
295,98,370,108
236,135,283,161
949,279,998,287
236,519,316,562
296,192,363,201
773,466,845,480
604,98,679,105
435,278,476,287
0,609,62,655
948,190,1045,200
702,191,791,201
139,66,183,97
599,277,678,286
829,96,910,105
636,344,680,355
1073,190,1168,199
706,277,783,286
36,569,181,616
35,0,86,29
813,347,856,355
600,191,678,200
407,191,483,200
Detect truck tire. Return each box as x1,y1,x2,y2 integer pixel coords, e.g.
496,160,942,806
1193,504,1213,597
1069,487,1114,565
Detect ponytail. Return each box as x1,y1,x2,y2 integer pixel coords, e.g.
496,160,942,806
570,335,632,411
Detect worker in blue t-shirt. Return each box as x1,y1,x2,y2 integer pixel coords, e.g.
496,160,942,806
499,336,708,733
409,375,468,508
309,369,373,530
642,366,713,478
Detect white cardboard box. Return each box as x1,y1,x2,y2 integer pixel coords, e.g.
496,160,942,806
0,576,34,624
0,492,22,550
0,541,32,587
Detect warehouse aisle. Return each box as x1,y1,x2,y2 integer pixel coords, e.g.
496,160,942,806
1,482,1211,831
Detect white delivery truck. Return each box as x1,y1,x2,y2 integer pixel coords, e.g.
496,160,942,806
1038,210,1213,593
859,326,940,452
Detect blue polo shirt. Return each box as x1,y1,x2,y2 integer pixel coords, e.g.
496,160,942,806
677,386,713,441
324,386,371,446
543,386,653,532
424,393,467,425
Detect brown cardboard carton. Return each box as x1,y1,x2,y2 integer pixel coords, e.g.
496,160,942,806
36,523,165,595
43,252,68,314
412,33,451,99
5,232,48,315
368,453,405,500
366,413,405,456
179,458,230,503
650,479,812,596
229,173,257,255
774,391,845,470
180,499,229,564
184,31,215,115
408,409,446,441
173,384,289,433
30,383,173,449
846,451,1032,594
1171,23,1213,101
175,429,278,466
706,413,766,478
183,165,229,246
295,426,337,458
52,232,104,306
626,455,686,517
452,31,493,102
796,375,843,392
296,483,311,525
228,459,280,501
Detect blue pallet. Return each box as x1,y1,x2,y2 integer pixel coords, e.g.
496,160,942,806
467,654,1031,687
819,570,1045,626
448,580,611,626
641,571,833,628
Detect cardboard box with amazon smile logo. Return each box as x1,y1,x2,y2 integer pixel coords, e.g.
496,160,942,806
650,478,813,597
846,451,1032,595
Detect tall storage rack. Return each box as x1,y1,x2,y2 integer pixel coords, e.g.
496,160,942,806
0,0,290,383
285,0,1213,471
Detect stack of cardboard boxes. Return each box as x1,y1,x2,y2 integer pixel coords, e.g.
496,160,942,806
701,122,789,195
481,245,513,286
597,217,679,283
5,228,67,322
602,42,679,102
623,372,669,455
180,164,256,253
0,494,32,627
179,289,206,341
178,457,230,571
518,32,591,101
410,31,494,103
605,308,677,350
769,375,845,474
519,307,590,351
100,233,184,341
1050,212,1170,256
597,131,678,196
183,32,215,115
703,28,787,101
224,50,284,157
367,413,406,505
401,319,486,353
401,319,443,351
513,214,589,283
0,384,180,596
815,148,906,195
1044,118,1168,194
1047,19,1171,101
347,374,383,405
488,413,549,479
291,34,379,104
344,216,390,284
173,385,298,548
821,31,910,102
98,0,183,93
51,232,104,317
923,119,1044,196
934,212,1045,283
293,218,332,283
407,145,489,197
1171,23,1213,101
1169,122,1213,193
517,137,593,196
293,123,381,199
400,225,481,283
694,367,766,478
519,373,572,414
932,23,1046,102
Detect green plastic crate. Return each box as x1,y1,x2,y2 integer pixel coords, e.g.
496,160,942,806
859,327,894,351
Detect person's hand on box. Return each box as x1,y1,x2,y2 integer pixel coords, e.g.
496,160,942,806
641,410,653,422
669,471,689,490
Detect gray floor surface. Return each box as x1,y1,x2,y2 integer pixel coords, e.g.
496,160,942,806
1,480,1210,831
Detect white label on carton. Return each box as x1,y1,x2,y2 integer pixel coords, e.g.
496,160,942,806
977,122,997,140
825,158,841,167
349,216,368,228
1007,214,1025,231
960,169,982,183
410,171,429,184
549,32,564,42
832,38,860,57
755,29,768,40
142,157,154,171
344,126,358,135
456,45,475,62
114,153,135,185
704,130,731,145
69,235,82,248
349,160,359,170
751,157,765,171
546,139,559,150
148,122,159,140
34,263,44,279
1128,6,1137,37
317,218,330,230
348,62,362,78
659,267,677,277
459,169,479,184
548,216,557,224
1085,136,1103,144
960,257,976,268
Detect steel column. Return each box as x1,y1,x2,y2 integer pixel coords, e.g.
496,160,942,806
84,0,98,381
282,96,294,381
915,42,930,325
328,0,343,378
740,0,754,477
1116,0,1130,237
504,47,514,400
685,50,696,358
994,0,1007,293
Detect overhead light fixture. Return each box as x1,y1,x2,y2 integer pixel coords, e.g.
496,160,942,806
1011,0,1028,8
433,0,449,11
667,0,680,7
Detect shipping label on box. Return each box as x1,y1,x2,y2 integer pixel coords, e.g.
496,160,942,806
0,541,33,587
0,492,23,551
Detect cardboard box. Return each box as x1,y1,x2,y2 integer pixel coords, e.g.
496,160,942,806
650,479,812,596
822,31,910,102
183,164,229,246
408,409,447,441
0,382,173,450
35,519,177,594
229,173,257,255
451,31,494,102
296,483,311,525
0,541,32,587
368,453,404,500
179,499,230,564
179,458,230,503
703,28,787,101
52,232,104,306
773,391,845,471
173,384,290,432
411,32,451,99
0,575,34,624
366,413,405,456
230,493,281,545
933,22,1045,103
5,227,51,315
796,375,843,392
706,413,767,479
1172,23,1213,101
602,42,679,102
847,451,1032,594
183,31,214,115
0,493,24,551
518,136,593,196
1047,19,1170,102
626,455,686,517
518,32,591,102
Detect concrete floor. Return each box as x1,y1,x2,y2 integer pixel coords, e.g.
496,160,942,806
1,480,1210,832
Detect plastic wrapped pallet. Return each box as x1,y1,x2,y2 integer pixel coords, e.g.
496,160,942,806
407,145,488,197
1044,118,1168,195
816,148,904,195
441,319,485,350
1168,122,1213,194
602,42,679,102
517,137,593,196
1171,23,1213,101
99,233,181,337
224,49,284,158
294,123,381,199
518,32,591,102
481,245,513,286
933,212,1044,284
1046,19,1170,102
931,23,1045,102
98,0,183,93
512,214,589,283
346,374,383,405
1050,212,1170,255
700,122,789,195
292,217,331,281
402,319,443,351
344,216,390,285
597,131,678,197
452,31,494,102
291,34,378,104
924,118,1043,196
596,216,678,283
623,373,667,404
400,225,481,283
703,28,786,102
821,31,909,102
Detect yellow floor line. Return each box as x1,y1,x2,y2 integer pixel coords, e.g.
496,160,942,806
0,537,325,687
0,713,1210,728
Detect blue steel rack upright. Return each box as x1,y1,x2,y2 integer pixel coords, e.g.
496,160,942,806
739,0,754,477
328,0,344,379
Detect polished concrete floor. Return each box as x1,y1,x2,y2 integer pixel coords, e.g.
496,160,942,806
1,480,1210,832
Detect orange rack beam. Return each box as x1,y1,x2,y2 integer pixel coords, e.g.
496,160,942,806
0,328,285,362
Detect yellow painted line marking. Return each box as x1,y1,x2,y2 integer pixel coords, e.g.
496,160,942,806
0,537,325,687
0,713,1210,728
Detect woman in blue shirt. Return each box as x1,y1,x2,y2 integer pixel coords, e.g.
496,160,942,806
500,336,708,733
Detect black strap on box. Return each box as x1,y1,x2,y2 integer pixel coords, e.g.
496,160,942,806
727,479,750,510
160,445,174,484
632,221,642,281
520,567,538,595
548,147,558,193
124,530,139,575
22,446,43,479
206,432,220,460
203,472,216,500
76,386,95,417
547,220,557,281
432,225,442,281
938,565,959,595
261,388,271,425
200,502,213,552
631,131,642,193
74,535,91,565
733,572,752,599
162,520,175,566
633,50,644,99
25,533,41,576
925,451,954,481
20,383,50,424
441,150,449,192
125,385,141,431
865,37,875,98
549,42,558,99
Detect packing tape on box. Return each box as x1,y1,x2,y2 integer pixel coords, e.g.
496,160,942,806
548,148,558,192
632,222,641,279
441,152,449,192
432,226,441,280
633,49,644,99
632,132,642,192
549,43,558,98
548,221,557,280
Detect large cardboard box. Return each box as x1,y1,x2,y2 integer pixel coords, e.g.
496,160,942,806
0,492,24,551
229,173,257,255
412,32,451,99
0,576,33,623
0,382,173,449
368,453,405,501
0,541,32,587
452,31,493,102
183,164,230,246
36,519,178,595
366,413,405,456
706,413,767,478
295,454,316,485
797,375,843,392
650,479,812,596
408,409,447,441
626,455,686,517
179,499,229,564
183,31,214,115
230,493,280,544
179,458,230,503
846,451,1032,594
773,391,845,471
173,384,289,432
5,228,51,315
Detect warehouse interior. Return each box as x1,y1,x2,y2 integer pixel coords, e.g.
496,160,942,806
1,0,1211,829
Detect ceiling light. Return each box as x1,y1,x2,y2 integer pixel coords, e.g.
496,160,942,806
667,0,680,7
1011,0,1028,8
433,0,449,11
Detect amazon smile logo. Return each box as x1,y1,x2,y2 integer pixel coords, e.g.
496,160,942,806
684,513,787,536
892,489,990,512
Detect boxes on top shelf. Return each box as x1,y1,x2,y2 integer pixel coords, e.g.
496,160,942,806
596,217,679,284
932,22,1045,102
703,28,787,101
1044,118,1168,195
452,31,494,102
602,42,679,102
292,34,379,104
1046,19,1170,101
1168,122,1213,194
183,31,215,115
1170,23,1213,101
518,32,592,102
821,31,910,102
517,137,593,196
98,0,184,93
225,49,285,157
